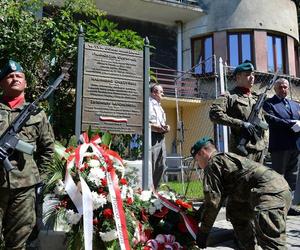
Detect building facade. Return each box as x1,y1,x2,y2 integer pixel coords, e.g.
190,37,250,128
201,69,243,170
51,0,300,156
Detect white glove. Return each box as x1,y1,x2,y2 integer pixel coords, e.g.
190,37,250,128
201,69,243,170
291,121,300,133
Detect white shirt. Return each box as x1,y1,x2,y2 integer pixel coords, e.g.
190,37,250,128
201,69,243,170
149,97,166,127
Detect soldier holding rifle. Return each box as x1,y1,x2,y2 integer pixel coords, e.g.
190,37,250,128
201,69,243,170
0,60,55,249
209,61,268,163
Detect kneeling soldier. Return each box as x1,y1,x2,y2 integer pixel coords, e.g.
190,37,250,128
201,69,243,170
191,137,291,250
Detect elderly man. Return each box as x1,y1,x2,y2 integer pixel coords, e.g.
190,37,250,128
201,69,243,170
263,78,300,216
0,60,55,249
191,137,291,249
149,83,170,189
210,61,268,163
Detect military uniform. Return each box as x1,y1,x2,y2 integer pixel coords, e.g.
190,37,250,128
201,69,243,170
0,76,54,248
210,87,268,163
199,151,291,250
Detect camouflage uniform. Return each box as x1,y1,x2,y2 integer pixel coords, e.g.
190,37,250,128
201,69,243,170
209,87,268,163
0,101,54,249
199,151,291,250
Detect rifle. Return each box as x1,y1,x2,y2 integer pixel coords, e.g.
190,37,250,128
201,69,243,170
236,71,278,156
0,73,65,172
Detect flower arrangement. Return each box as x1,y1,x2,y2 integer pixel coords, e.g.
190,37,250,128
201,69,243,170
43,132,199,250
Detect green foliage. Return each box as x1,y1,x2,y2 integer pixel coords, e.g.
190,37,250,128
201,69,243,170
0,0,144,142
160,181,204,201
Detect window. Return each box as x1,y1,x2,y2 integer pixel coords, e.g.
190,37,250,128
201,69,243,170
295,43,299,77
267,34,285,73
228,32,253,67
192,36,213,74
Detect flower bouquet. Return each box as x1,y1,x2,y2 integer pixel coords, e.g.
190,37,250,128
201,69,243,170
43,132,152,249
43,132,199,249
139,189,199,249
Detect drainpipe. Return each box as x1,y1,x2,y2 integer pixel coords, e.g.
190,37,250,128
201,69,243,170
176,21,183,72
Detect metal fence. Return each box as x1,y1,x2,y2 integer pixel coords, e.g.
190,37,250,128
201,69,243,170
223,63,300,101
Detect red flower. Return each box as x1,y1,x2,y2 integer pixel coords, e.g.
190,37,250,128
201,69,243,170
65,146,75,153
127,197,133,205
101,179,107,187
120,178,127,185
143,229,152,242
141,208,149,222
175,199,192,209
103,208,113,219
107,165,113,172
93,218,99,225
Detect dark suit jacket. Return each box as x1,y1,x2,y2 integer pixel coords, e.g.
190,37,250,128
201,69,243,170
263,95,300,152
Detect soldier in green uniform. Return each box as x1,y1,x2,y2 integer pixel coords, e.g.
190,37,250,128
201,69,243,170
209,61,268,163
0,60,55,249
191,137,291,250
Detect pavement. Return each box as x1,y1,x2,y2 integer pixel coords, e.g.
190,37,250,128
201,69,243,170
205,207,300,249
33,207,300,249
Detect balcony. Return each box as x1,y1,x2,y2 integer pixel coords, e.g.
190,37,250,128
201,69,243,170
94,0,204,26
150,67,218,102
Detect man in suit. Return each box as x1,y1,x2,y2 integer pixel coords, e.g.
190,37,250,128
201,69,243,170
263,77,300,215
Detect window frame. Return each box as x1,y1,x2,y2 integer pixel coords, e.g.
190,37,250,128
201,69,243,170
227,31,254,67
267,33,286,73
191,35,214,75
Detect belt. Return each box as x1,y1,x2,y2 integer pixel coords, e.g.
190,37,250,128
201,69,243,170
151,131,165,137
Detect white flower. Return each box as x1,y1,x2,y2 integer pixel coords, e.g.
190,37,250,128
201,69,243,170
140,190,152,201
148,198,163,215
91,192,107,210
152,198,163,210
83,152,95,158
88,159,100,168
99,229,118,242
65,209,81,225
109,156,125,176
121,185,128,200
54,180,66,195
88,168,106,186
127,187,134,201
158,191,176,201
148,205,157,215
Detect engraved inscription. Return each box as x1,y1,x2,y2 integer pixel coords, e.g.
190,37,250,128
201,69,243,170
82,43,144,134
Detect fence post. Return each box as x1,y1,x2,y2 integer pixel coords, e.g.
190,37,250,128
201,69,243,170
218,57,229,152
75,25,84,142
213,55,220,150
142,37,152,190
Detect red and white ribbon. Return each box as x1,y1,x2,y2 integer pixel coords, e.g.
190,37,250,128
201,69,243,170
99,116,128,123
65,132,130,250
145,234,182,250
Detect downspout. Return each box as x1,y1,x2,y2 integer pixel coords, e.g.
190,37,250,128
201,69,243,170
176,20,183,72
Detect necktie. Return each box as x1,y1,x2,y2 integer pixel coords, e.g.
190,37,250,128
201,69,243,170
282,99,291,111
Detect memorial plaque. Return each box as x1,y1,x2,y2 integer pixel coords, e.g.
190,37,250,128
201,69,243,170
82,43,144,134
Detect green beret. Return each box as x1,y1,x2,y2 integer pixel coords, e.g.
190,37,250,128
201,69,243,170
233,61,254,75
0,60,23,81
190,136,213,157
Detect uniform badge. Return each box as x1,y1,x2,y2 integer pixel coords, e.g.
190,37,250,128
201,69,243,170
11,61,17,71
